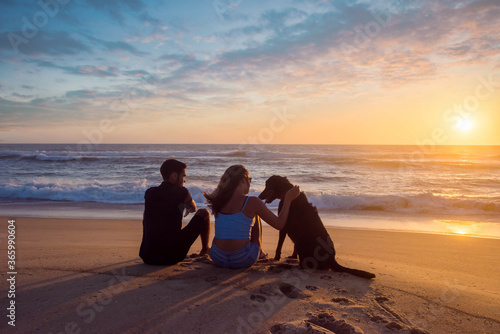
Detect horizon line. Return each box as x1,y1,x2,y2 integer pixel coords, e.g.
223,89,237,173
1,143,499,147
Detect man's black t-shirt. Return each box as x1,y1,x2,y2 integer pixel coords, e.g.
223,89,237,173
139,181,191,264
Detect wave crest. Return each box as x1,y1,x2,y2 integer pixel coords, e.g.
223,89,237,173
306,192,500,214
1,181,498,215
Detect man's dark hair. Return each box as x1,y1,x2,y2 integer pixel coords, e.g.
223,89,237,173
160,159,187,180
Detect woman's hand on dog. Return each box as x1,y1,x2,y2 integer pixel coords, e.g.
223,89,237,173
285,185,300,202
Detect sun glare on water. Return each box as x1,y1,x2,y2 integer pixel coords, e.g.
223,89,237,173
436,220,482,237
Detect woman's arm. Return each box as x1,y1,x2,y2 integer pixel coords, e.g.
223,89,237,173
253,185,300,230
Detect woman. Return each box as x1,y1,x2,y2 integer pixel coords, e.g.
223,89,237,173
204,165,300,269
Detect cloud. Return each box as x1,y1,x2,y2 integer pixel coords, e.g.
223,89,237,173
0,87,154,129
125,12,171,44
142,32,171,44
0,30,149,58
87,37,148,56
193,35,217,43
65,90,98,98
261,7,309,27
443,44,473,57
121,4,406,102
158,53,197,63
217,4,375,65
378,51,437,86
84,0,146,23
31,59,120,77
124,70,150,77
212,0,249,22
0,96,69,129
197,0,500,96
76,65,120,77
0,30,91,56
12,92,34,99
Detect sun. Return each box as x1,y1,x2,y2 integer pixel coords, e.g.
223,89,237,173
456,118,473,132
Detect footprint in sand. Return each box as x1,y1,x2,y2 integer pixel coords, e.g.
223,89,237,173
250,294,266,303
267,263,296,274
279,283,309,299
373,295,410,329
307,312,363,334
333,287,348,293
270,321,346,334
331,297,353,305
408,328,430,334
320,274,333,280
306,285,319,291
260,284,281,296
179,262,202,270
369,315,388,324
269,323,286,333
375,296,390,303
385,322,403,331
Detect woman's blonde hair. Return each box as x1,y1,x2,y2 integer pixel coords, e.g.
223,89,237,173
204,165,249,217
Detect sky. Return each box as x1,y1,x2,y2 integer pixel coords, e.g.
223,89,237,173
0,0,499,145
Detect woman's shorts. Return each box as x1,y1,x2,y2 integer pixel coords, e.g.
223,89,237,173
210,242,260,269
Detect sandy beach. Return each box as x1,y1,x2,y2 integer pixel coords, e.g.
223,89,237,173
1,216,499,334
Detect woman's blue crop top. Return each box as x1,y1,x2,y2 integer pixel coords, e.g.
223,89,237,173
214,197,254,239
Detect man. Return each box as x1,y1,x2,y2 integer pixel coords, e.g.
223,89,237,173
139,159,210,265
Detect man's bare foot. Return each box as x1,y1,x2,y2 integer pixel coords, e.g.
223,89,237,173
199,247,210,256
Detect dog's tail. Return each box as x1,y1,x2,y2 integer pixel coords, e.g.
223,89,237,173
331,261,376,279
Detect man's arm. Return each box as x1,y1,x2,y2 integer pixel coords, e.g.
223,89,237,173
183,192,197,217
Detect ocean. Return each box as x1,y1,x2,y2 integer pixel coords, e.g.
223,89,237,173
1,144,499,238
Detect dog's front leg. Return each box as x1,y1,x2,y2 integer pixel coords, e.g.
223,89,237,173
274,229,287,261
